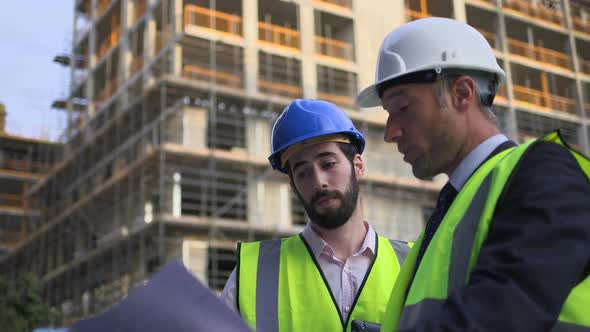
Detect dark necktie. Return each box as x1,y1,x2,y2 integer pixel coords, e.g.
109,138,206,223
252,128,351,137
413,182,458,276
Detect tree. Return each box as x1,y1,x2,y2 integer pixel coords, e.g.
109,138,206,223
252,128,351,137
0,273,61,332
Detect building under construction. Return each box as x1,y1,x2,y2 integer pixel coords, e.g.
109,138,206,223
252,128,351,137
0,104,60,259
1,0,589,325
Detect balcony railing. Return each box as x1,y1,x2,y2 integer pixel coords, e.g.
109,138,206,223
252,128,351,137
0,193,23,209
0,239,21,250
184,4,242,37
471,0,496,5
315,36,354,62
477,29,500,50
495,86,508,103
183,64,242,88
502,0,564,27
258,80,302,98
507,38,571,70
405,9,429,21
96,27,121,62
513,85,577,115
0,229,25,251
258,22,299,49
0,158,51,174
317,92,355,108
573,17,590,35
314,0,352,10
571,3,590,35
97,78,119,105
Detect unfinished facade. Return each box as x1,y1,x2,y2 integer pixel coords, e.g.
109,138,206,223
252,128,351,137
1,0,589,325
0,104,59,259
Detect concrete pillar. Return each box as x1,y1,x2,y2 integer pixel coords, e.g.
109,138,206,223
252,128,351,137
299,0,317,98
144,0,156,88
245,116,271,157
452,0,467,22
248,176,292,227
243,0,259,94
86,0,98,118
182,240,209,285
497,2,518,141
363,192,423,242
353,0,405,111
171,0,183,76
182,106,208,148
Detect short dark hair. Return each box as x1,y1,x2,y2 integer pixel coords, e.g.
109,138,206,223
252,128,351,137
336,142,359,165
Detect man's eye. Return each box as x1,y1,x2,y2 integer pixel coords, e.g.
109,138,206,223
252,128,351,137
323,162,336,168
295,170,308,178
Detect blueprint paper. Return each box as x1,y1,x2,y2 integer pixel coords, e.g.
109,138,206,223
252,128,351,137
71,260,251,332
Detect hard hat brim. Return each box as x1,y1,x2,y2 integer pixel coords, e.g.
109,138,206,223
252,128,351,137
356,84,382,108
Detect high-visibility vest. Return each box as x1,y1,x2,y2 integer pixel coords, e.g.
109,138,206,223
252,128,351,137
381,131,590,331
237,233,410,332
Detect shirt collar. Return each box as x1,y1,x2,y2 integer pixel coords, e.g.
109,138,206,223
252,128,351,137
450,134,509,191
301,221,376,260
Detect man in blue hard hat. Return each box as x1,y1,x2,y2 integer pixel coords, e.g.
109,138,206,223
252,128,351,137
220,99,410,332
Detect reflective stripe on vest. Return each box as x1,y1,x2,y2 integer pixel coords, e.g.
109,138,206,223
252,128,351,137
389,239,410,267
238,233,409,332
257,239,281,331
381,131,590,331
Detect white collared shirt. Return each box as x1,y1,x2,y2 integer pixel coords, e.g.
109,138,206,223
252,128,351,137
449,134,509,191
220,222,377,322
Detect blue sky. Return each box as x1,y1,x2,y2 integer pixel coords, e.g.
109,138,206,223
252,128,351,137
0,1,74,141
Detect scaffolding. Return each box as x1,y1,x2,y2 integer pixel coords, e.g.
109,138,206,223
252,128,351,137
0,130,59,259
1,0,589,326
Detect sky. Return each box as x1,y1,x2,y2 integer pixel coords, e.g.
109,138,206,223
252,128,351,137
0,1,74,141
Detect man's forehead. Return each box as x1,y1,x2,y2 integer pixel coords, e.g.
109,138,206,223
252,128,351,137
290,141,342,163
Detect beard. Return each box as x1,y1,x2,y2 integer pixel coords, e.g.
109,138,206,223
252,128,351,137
296,171,359,230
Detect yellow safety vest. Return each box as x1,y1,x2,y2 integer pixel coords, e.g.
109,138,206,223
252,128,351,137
238,233,410,332
381,131,590,331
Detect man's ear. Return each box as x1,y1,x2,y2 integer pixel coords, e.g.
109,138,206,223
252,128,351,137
451,76,476,111
353,154,365,178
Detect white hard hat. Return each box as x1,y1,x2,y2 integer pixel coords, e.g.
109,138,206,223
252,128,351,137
357,17,506,108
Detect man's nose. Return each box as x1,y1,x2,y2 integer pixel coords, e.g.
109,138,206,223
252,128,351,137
312,168,329,191
384,115,402,143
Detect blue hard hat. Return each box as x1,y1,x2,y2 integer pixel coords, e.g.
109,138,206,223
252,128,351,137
268,99,365,173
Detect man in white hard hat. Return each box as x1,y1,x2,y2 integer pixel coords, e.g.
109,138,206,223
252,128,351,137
357,17,590,331
220,99,410,332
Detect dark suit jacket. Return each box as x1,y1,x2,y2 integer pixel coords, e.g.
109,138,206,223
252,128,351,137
404,140,590,331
